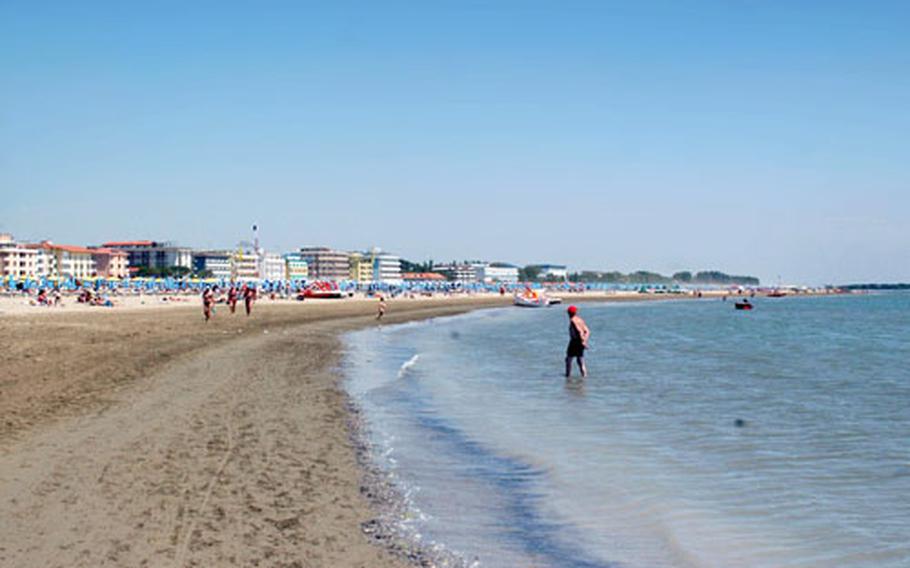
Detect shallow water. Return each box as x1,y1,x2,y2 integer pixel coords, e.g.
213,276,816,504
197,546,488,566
343,293,910,568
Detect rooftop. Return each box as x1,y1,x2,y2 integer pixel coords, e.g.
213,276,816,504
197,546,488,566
27,242,94,254
102,240,156,247
402,272,447,280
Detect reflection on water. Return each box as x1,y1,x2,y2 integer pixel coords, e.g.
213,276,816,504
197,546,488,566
345,294,910,568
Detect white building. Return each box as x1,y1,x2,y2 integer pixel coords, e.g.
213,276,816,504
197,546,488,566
284,252,309,281
434,263,478,283
262,253,285,281
26,242,96,280
477,262,519,284
193,251,233,279
102,240,192,270
371,249,401,284
0,234,38,279
230,250,285,281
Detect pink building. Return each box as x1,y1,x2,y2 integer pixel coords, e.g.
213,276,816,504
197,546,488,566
90,248,129,278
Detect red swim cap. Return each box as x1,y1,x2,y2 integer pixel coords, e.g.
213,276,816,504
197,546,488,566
567,305,578,315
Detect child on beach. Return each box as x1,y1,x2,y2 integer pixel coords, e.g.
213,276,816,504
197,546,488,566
377,295,387,320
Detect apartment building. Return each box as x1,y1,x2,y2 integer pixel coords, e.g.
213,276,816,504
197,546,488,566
90,248,130,278
299,247,350,281
0,234,38,279
102,241,192,271
192,251,233,279
230,250,285,281
348,252,374,282
476,262,520,284
434,262,478,283
26,242,96,279
283,253,309,281
372,250,402,284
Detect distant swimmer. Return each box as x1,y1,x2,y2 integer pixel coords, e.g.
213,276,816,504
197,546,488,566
376,295,387,320
565,305,590,378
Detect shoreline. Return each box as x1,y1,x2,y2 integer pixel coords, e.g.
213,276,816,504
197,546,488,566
0,291,844,566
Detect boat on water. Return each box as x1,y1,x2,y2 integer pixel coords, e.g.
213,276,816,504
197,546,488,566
513,288,551,308
734,301,753,310
767,291,787,297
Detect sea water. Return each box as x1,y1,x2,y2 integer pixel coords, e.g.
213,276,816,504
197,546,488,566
343,293,910,568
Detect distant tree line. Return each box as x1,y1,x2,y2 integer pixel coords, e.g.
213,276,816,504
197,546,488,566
567,269,760,285
400,259,436,273
839,283,910,290
397,260,760,286
518,265,542,281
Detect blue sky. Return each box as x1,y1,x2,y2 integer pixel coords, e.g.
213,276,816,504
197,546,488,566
2,1,908,284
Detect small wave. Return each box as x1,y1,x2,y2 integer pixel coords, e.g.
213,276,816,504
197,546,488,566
398,354,420,378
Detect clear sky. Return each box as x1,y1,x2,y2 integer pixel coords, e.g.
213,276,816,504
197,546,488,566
2,1,908,284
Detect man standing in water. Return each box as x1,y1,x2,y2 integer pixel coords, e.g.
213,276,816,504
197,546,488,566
565,305,590,378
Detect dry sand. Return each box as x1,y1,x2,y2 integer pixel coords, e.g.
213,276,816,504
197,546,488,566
0,297,511,567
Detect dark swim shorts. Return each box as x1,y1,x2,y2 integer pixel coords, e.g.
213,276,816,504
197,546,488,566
566,339,586,358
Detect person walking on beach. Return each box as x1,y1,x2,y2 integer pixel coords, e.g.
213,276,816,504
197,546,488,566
227,284,239,314
243,284,256,317
202,287,215,322
376,295,387,320
565,305,590,378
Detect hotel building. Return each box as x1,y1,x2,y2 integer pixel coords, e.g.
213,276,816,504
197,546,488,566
283,252,309,281
26,242,96,280
434,262,478,283
299,247,350,281
476,262,520,284
261,253,285,281
348,252,373,283
90,248,130,278
371,249,402,284
0,234,39,279
102,241,192,271
230,251,285,281
192,251,233,280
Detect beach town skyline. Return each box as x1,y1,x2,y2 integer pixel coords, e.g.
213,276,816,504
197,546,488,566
1,230,771,288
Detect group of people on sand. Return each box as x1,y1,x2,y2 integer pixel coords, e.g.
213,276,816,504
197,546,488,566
201,283,257,322
76,288,114,307
29,286,116,308
31,287,62,307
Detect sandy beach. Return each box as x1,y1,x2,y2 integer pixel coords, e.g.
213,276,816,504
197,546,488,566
0,296,521,567
0,290,830,566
